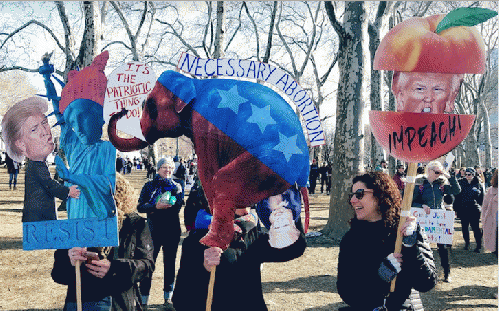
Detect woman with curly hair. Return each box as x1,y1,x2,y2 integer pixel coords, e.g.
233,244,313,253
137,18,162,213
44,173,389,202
337,172,437,310
52,173,154,311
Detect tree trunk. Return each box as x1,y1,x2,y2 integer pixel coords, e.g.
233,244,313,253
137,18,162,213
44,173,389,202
75,1,101,73
368,2,388,170
213,1,225,59
478,99,492,168
323,1,366,241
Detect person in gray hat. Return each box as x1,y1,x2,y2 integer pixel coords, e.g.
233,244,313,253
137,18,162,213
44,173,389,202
137,158,183,310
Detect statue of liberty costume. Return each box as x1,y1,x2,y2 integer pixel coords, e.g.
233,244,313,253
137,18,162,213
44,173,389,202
40,51,116,220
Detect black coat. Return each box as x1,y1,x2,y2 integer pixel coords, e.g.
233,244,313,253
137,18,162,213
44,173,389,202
51,212,154,311
137,175,183,238
23,160,69,222
412,175,460,210
454,177,484,218
337,219,437,310
173,220,306,311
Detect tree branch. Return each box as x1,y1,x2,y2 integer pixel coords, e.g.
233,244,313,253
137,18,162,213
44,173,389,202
110,1,138,60
101,40,132,51
262,1,278,64
155,19,201,58
276,2,298,77
324,1,345,43
242,2,260,61
0,19,65,51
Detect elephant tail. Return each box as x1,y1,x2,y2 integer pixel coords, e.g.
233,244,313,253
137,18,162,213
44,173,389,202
300,187,310,233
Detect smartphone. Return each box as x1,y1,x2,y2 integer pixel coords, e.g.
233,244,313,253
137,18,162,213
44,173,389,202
85,251,99,264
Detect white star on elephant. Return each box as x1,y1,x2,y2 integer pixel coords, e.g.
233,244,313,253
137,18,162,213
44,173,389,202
246,104,277,134
217,85,248,114
273,132,303,162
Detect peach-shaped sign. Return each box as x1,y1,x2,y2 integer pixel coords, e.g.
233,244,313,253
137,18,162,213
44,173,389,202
369,111,475,163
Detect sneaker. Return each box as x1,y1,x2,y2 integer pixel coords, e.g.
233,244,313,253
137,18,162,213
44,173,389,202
163,299,176,311
464,243,469,250
443,274,452,283
474,247,481,253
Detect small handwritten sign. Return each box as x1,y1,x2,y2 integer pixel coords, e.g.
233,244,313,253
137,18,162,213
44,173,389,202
23,217,119,251
103,62,156,141
411,207,455,245
176,52,325,147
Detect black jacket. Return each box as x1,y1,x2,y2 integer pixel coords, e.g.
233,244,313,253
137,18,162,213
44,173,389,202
412,175,460,210
23,160,69,222
454,177,484,217
137,175,183,237
51,212,154,311
337,219,436,310
173,220,306,311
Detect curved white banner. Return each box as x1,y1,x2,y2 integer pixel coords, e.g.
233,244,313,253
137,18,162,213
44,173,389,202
176,52,325,147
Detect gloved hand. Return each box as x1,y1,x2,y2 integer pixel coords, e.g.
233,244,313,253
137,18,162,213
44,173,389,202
268,206,300,249
378,253,402,282
402,216,417,247
55,156,74,183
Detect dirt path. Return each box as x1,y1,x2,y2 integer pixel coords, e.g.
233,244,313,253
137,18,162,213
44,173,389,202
0,167,496,310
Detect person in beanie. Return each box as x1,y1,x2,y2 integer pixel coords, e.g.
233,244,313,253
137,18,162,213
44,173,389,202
137,158,183,310
454,167,484,253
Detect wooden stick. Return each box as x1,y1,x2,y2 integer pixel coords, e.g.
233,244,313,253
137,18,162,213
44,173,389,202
391,162,418,292
75,260,82,311
206,266,216,311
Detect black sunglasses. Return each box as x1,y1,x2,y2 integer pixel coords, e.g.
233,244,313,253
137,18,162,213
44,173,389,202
465,173,473,176
348,189,373,200
431,169,442,175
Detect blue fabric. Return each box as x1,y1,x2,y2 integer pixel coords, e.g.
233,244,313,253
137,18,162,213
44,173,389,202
157,71,309,187
195,209,213,229
59,99,116,219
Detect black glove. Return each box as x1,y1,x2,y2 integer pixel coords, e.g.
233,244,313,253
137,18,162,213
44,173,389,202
378,254,401,283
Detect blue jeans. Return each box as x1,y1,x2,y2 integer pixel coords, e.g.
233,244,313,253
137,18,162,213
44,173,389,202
64,296,112,311
9,172,17,187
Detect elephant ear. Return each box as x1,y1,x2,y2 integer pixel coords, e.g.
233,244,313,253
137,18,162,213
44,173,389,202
157,71,196,113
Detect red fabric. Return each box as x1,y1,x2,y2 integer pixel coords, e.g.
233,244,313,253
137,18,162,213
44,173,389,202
191,111,291,250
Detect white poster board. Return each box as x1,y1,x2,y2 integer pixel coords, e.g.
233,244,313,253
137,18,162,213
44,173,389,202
103,62,156,141
410,207,455,245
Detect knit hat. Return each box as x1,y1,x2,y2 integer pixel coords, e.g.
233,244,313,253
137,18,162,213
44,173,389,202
59,51,109,114
465,167,476,175
157,158,174,171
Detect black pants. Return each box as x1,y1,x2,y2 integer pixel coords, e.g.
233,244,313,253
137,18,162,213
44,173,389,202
461,210,482,248
437,244,450,276
140,226,181,298
309,178,317,194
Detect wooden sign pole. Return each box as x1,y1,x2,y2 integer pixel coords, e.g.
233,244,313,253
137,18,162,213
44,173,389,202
206,267,216,311
76,261,82,311
391,162,418,292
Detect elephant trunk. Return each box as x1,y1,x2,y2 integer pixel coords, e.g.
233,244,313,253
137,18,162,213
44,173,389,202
107,109,149,152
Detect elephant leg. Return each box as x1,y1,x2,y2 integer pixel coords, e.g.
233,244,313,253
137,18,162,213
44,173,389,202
199,151,290,250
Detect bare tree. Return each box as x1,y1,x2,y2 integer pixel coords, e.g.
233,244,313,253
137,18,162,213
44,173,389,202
323,1,367,240
1,1,106,81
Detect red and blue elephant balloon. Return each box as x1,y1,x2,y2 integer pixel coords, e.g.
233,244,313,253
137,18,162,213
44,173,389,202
108,70,310,250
